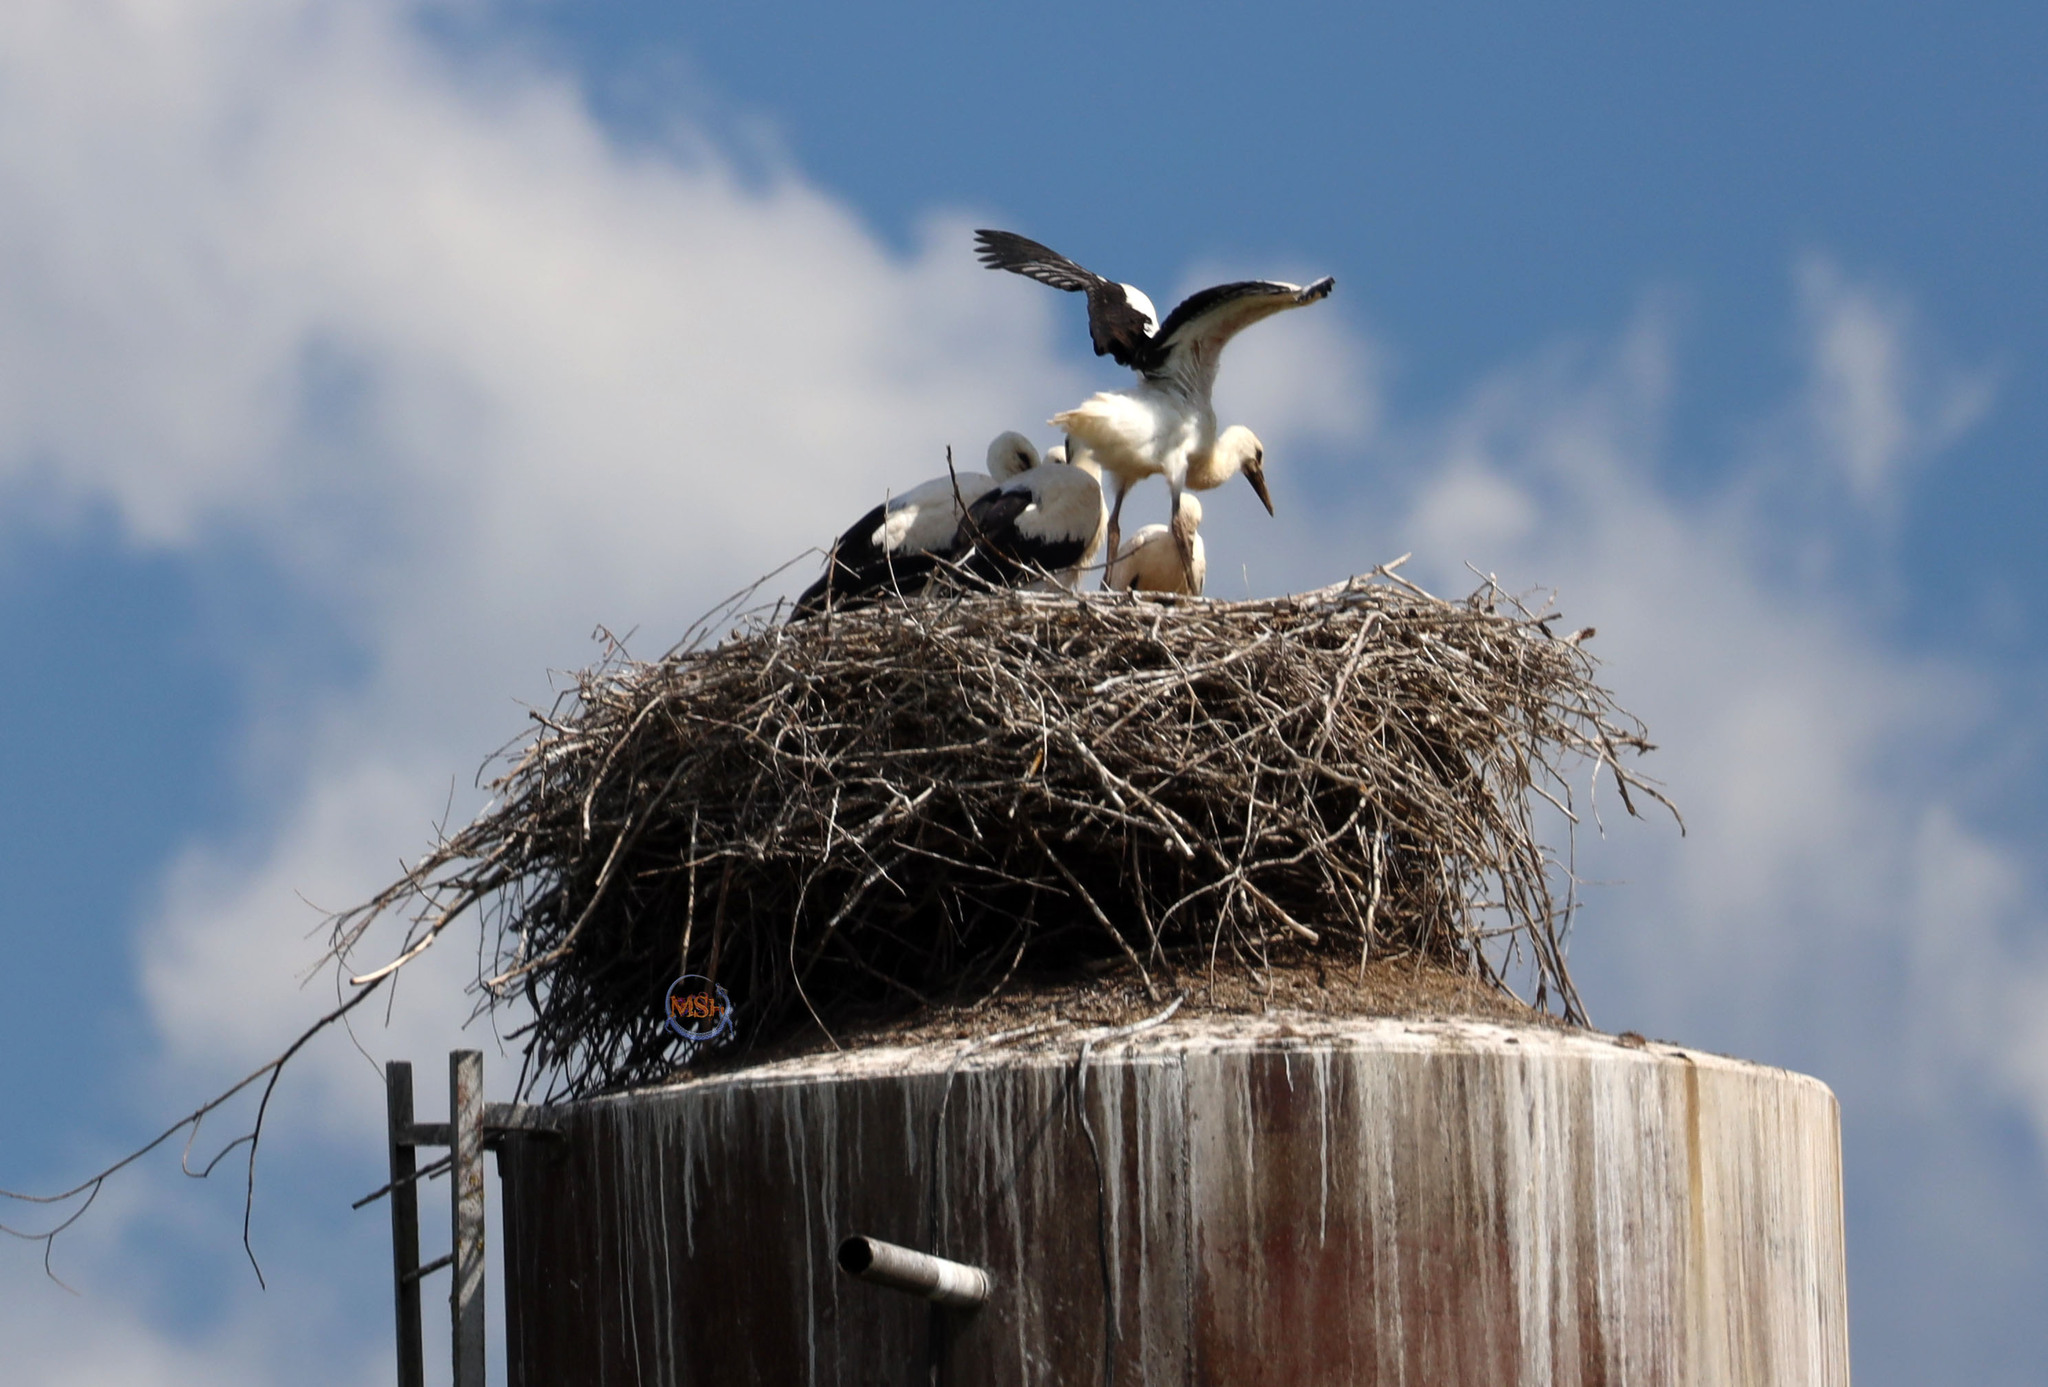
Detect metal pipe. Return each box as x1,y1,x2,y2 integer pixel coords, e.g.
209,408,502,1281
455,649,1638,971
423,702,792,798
836,1235,992,1309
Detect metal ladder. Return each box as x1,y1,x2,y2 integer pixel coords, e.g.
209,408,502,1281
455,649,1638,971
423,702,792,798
364,1051,556,1387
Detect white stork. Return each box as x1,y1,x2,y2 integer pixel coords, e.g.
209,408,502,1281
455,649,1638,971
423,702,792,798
950,444,1107,591
794,432,1038,615
975,229,1331,585
1107,493,1205,596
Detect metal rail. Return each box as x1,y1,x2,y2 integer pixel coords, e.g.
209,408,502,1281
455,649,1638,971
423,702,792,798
373,1052,561,1387
448,1051,485,1387
385,1061,425,1387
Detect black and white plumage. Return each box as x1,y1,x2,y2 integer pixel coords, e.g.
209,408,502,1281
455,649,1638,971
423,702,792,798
793,432,1038,616
974,230,1161,366
975,228,1330,585
976,229,1328,379
950,446,1107,591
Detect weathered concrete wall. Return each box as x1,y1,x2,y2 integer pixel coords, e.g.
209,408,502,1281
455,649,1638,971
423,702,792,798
500,1017,1848,1385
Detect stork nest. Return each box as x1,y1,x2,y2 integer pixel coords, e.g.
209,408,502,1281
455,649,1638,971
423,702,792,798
330,569,1670,1101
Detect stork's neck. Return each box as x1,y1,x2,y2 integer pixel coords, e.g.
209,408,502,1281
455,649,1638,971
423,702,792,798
1184,436,1239,490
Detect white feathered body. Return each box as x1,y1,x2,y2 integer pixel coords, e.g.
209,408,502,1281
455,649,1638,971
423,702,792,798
868,474,996,554
1052,381,1214,502
1107,494,1204,595
964,452,1106,591
853,430,1041,560
1034,451,1107,589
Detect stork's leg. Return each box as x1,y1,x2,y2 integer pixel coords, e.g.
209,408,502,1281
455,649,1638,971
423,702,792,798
1169,482,1199,591
1100,485,1127,591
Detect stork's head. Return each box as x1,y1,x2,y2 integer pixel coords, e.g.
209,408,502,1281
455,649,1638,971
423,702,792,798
1216,425,1273,515
985,430,1039,480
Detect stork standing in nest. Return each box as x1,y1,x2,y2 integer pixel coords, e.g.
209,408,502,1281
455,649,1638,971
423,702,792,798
975,229,1333,586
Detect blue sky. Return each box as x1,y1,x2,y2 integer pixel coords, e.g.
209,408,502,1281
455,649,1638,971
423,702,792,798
0,2,2043,1381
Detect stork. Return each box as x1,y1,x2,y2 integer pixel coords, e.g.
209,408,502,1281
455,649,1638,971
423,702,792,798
793,432,1038,616
975,229,1331,585
1107,493,1205,596
950,444,1107,592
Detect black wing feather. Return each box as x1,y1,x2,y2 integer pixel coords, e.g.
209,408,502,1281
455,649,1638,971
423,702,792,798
1149,277,1336,360
819,502,890,573
974,229,1156,369
792,502,934,617
952,485,1086,585
961,530,1087,586
793,546,950,618
955,487,1035,550
973,229,1099,294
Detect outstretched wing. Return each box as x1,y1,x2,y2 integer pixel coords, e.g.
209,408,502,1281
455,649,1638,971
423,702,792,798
974,229,1158,370
1147,276,1336,374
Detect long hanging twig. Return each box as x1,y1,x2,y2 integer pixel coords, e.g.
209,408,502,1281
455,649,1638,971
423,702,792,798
0,980,387,1288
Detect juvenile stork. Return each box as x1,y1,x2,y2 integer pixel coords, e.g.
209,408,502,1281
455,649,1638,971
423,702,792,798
793,432,1037,616
1107,493,1205,596
975,229,1331,584
950,444,1107,591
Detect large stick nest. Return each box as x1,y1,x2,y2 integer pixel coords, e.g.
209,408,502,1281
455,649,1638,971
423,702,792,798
332,570,1669,1101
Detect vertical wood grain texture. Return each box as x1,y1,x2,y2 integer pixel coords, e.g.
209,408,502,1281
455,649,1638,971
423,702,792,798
500,1019,1849,1386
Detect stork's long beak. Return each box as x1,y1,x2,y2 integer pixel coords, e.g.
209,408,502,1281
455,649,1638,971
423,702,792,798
1244,458,1275,516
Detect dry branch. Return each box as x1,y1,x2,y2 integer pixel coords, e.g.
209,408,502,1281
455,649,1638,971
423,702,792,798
333,570,1672,1100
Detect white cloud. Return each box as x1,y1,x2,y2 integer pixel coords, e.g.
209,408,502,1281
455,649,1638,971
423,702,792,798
1794,254,1995,513
1208,305,1382,458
